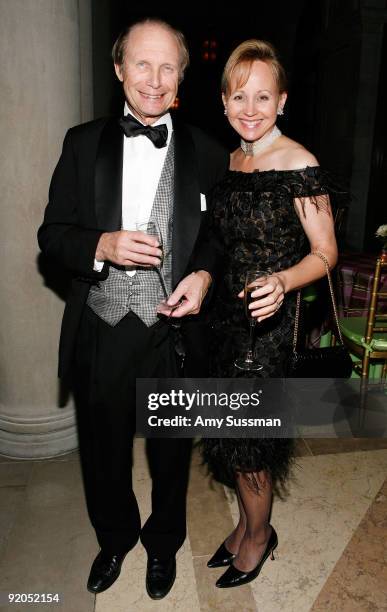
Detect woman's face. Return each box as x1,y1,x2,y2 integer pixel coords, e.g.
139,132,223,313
223,60,286,142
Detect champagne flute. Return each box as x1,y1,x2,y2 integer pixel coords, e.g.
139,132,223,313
234,270,268,371
135,219,168,299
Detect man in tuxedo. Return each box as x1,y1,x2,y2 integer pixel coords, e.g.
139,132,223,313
38,18,228,600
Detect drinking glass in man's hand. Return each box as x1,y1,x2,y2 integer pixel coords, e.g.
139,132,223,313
135,219,169,300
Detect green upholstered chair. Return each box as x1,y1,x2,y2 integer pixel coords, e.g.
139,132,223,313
302,284,318,303
339,257,387,380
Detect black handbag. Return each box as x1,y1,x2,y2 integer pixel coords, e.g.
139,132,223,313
284,251,353,378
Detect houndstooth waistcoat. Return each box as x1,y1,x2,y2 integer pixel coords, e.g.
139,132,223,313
86,136,174,327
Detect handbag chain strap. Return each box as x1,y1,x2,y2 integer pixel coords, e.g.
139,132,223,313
293,251,343,350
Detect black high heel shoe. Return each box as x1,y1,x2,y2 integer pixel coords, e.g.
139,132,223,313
207,541,236,568
215,527,278,588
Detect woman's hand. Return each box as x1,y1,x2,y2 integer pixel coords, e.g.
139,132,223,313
238,274,285,322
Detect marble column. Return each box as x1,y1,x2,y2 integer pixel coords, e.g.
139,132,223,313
0,0,93,458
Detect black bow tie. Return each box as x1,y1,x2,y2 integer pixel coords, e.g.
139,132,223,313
119,114,168,148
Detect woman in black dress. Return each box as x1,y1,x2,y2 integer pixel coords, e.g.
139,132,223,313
202,40,338,588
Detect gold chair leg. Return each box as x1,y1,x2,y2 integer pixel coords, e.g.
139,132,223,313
357,376,368,432
356,351,371,432
362,351,370,379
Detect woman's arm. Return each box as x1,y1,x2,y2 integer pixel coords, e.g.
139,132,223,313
243,193,338,322
276,194,337,290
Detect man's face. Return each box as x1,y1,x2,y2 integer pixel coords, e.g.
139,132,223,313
115,23,180,125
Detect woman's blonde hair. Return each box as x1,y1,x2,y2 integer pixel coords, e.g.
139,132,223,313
221,39,287,96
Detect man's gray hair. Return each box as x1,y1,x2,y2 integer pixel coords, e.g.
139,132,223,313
112,18,190,83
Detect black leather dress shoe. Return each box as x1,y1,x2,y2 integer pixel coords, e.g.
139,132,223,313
146,556,176,600
216,527,278,589
87,550,127,593
207,541,236,568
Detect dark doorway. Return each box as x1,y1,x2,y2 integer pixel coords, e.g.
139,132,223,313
365,23,387,253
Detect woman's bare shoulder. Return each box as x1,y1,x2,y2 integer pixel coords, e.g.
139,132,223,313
276,136,319,170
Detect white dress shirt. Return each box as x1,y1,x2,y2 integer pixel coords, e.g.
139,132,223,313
94,103,173,275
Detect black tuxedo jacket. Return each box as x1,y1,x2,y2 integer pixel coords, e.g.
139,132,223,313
38,115,229,378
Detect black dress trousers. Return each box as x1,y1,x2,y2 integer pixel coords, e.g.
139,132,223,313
73,306,192,558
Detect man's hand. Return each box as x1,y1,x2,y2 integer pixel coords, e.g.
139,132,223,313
157,271,212,318
95,230,162,267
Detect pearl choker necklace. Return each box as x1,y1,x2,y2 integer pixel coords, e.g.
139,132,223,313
240,125,282,156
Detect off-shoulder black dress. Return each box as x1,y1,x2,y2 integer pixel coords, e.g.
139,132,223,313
202,167,331,490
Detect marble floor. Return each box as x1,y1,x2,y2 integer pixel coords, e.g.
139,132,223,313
1,438,387,612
